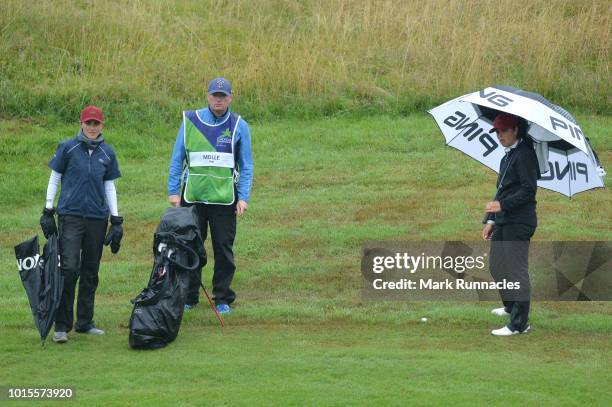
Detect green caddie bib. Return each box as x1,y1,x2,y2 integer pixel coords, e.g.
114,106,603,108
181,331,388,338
183,110,239,205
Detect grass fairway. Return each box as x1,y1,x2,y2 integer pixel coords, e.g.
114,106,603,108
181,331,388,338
0,114,610,405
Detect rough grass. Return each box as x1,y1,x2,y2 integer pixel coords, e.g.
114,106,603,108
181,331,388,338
0,115,610,405
0,0,610,123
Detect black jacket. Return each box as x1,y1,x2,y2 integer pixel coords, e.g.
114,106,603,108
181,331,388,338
485,139,539,227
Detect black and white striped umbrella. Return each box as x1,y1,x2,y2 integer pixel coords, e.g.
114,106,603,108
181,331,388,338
428,86,605,197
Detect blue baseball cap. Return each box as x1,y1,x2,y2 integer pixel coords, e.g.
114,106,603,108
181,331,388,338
207,77,232,95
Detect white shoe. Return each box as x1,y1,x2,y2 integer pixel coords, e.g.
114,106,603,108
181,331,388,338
491,325,530,336
53,331,68,343
83,327,105,336
491,307,510,316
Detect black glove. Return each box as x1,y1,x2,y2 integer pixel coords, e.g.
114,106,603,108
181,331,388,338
104,215,123,254
40,208,57,238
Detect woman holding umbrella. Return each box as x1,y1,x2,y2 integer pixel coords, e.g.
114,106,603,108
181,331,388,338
429,86,605,335
39,106,123,343
482,113,540,336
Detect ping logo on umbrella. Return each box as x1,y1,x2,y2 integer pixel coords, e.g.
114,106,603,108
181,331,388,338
443,111,499,157
479,90,513,107
541,161,589,183
550,117,584,141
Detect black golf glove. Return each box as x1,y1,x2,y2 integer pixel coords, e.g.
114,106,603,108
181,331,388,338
40,208,57,238
104,215,123,254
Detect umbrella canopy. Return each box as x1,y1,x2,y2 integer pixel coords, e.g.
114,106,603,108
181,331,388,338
14,235,63,344
428,86,605,197
460,86,589,152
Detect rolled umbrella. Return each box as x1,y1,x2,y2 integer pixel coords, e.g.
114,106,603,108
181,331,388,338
14,234,63,345
428,86,606,197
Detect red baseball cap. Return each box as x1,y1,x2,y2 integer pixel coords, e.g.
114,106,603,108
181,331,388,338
80,106,104,123
489,113,518,133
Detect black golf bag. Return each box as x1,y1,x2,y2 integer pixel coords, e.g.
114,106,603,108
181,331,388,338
128,207,206,350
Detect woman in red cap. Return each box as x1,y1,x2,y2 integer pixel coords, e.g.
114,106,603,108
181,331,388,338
40,105,123,343
482,113,540,337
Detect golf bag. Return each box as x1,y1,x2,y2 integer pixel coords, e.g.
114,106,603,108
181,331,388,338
128,207,206,350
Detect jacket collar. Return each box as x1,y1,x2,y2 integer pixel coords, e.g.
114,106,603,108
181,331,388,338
207,107,230,123
504,139,520,154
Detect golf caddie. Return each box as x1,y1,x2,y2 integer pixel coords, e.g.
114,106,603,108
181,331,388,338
167,77,253,314
40,105,123,343
482,113,539,337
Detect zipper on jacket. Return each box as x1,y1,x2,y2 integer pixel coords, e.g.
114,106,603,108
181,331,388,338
83,144,98,218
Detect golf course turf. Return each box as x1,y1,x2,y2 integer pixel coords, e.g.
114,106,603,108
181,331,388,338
1,115,610,405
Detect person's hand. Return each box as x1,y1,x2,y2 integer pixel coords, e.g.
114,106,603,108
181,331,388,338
104,215,123,254
485,201,502,213
40,208,57,238
236,200,248,216
169,195,181,208
482,223,494,241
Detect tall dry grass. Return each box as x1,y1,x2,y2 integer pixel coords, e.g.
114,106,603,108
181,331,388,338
0,0,609,122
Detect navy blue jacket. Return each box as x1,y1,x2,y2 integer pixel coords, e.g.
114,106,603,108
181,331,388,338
486,139,539,227
49,136,121,219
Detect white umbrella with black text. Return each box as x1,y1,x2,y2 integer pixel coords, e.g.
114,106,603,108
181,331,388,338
428,86,605,197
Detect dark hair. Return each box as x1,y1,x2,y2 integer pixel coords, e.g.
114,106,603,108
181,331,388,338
516,117,528,139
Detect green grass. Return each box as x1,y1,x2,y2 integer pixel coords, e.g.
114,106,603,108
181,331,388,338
3,324,611,406
0,114,610,405
0,0,610,123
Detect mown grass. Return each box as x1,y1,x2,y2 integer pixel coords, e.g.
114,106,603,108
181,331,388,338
0,0,610,123
0,115,610,405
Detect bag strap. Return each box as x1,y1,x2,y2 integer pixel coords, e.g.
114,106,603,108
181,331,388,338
165,240,200,271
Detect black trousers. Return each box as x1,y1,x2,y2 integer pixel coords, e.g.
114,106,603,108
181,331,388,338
489,223,535,332
181,198,237,306
55,215,107,333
